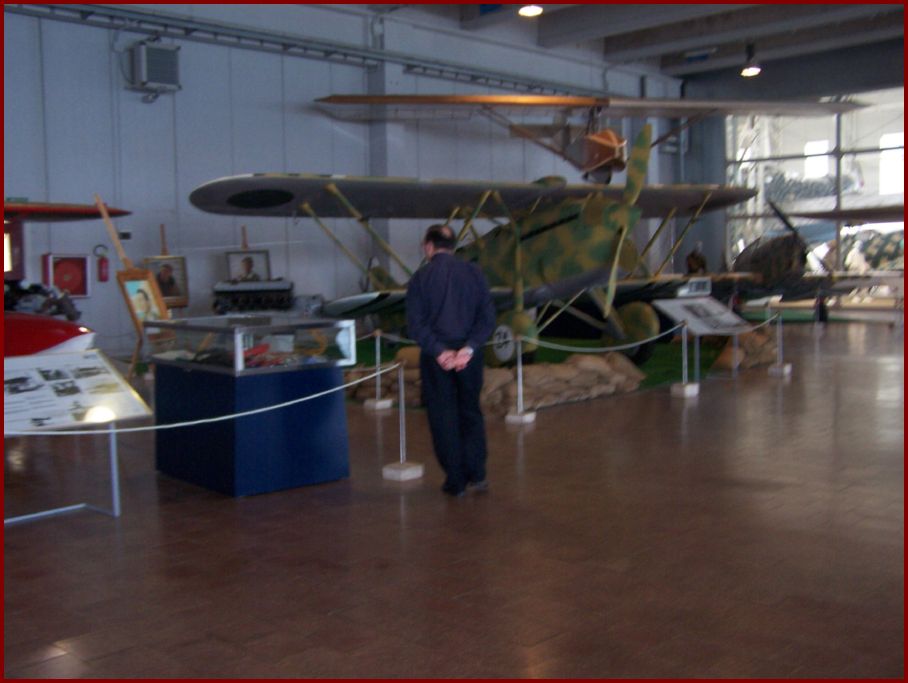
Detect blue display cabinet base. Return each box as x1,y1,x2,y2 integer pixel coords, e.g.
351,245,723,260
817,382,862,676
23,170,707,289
154,365,349,496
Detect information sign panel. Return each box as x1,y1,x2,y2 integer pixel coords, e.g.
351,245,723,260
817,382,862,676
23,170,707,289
653,296,750,337
4,350,151,432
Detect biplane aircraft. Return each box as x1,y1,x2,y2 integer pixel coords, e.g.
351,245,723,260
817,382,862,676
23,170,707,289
3,201,130,357
314,94,862,184
190,125,757,363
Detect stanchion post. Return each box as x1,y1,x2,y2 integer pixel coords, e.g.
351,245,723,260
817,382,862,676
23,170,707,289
374,331,382,401
682,323,688,384
365,330,393,411
694,334,701,383
382,363,424,480
769,313,793,377
516,336,524,415
776,314,783,364
671,321,699,398
397,363,406,464
108,423,121,517
506,335,536,424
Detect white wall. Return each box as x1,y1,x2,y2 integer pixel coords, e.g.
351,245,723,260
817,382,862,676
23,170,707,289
4,5,683,356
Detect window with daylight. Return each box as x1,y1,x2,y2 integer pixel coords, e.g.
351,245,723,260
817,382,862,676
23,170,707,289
725,86,903,267
803,140,830,179
879,132,904,196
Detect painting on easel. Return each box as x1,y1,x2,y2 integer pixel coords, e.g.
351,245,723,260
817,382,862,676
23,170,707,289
117,269,168,327
143,255,188,308
94,195,173,377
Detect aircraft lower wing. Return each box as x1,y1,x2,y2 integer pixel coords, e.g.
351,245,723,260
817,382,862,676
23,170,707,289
189,173,755,220
715,269,903,303
320,274,747,321
788,203,904,224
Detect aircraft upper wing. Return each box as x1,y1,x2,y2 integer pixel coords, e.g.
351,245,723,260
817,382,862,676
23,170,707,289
314,94,863,120
4,201,131,222
189,173,755,220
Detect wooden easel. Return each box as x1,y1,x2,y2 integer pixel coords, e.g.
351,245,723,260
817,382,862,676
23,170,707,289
94,194,171,378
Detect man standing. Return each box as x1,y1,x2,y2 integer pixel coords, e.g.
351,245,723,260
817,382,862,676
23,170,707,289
406,224,496,498
686,240,708,274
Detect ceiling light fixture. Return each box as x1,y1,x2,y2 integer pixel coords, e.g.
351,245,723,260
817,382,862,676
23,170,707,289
740,43,762,78
518,5,544,18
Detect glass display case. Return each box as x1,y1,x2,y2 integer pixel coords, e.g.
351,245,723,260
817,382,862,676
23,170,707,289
144,314,356,375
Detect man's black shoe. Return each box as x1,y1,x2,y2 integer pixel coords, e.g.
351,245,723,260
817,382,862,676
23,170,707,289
441,484,466,498
466,480,489,494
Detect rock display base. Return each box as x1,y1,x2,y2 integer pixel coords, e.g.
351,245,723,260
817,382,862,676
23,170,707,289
710,329,779,371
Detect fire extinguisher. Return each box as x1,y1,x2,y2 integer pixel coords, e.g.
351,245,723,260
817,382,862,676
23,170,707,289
93,245,109,282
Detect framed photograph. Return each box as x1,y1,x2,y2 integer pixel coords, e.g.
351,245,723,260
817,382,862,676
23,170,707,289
226,250,270,282
143,255,189,308
42,253,90,297
116,268,169,336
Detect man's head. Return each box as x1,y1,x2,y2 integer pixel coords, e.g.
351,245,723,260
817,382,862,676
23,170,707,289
159,263,173,277
422,224,456,258
241,256,254,272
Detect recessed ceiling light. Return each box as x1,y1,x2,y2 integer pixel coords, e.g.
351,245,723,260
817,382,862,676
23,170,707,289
519,5,544,18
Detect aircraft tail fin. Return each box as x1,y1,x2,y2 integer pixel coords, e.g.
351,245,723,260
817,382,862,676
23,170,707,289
622,124,652,207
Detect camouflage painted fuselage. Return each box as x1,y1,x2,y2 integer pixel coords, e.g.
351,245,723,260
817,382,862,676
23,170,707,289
456,196,643,297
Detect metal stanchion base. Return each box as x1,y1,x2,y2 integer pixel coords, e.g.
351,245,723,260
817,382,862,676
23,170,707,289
506,411,537,424
671,382,700,398
364,398,394,411
383,462,425,481
768,363,792,378
5,503,116,526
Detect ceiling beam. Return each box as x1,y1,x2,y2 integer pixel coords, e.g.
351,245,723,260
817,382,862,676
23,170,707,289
459,4,519,30
662,13,905,77
537,4,755,48
602,4,902,63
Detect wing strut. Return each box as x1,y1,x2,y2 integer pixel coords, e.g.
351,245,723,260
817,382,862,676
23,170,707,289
492,191,523,313
455,190,492,247
633,208,677,277
326,183,413,277
478,106,567,158
654,192,712,277
300,202,384,291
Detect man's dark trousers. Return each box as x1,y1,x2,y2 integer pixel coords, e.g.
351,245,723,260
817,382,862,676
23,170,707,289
420,351,487,492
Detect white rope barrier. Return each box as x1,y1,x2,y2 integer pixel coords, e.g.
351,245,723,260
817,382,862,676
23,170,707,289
523,322,685,354
378,331,417,345
5,363,404,437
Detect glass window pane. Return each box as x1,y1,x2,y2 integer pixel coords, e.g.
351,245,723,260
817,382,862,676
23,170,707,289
725,86,903,265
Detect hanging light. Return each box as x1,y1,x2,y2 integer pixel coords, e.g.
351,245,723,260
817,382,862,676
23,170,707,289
518,5,544,18
740,43,761,78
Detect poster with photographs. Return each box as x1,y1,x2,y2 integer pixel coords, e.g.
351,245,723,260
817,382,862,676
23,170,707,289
4,350,151,432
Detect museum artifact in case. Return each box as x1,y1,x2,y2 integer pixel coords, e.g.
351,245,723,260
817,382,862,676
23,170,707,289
144,314,356,375
145,314,356,497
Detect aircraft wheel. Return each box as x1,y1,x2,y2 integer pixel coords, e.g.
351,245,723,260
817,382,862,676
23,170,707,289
484,311,539,367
